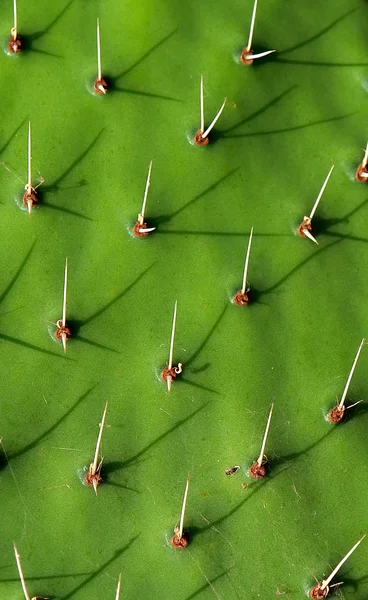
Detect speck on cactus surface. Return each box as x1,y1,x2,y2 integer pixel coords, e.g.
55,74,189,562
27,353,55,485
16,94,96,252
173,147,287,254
0,0,368,599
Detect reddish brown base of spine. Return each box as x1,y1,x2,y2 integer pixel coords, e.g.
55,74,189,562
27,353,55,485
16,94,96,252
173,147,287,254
248,461,268,479
240,48,254,65
309,584,329,599
327,405,345,423
355,163,368,183
23,189,38,210
193,129,209,146
161,366,178,382
94,77,108,95
84,471,102,489
132,221,150,237
8,36,22,53
171,532,188,549
297,217,312,238
55,325,71,341
233,290,249,306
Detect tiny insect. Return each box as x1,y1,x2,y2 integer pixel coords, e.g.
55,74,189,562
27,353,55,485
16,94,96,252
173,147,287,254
225,465,240,476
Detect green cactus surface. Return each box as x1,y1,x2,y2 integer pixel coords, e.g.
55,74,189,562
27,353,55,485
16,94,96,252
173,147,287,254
0,0,368,598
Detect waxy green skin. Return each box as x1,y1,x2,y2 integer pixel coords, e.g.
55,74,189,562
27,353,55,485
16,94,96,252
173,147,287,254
0,0,367,598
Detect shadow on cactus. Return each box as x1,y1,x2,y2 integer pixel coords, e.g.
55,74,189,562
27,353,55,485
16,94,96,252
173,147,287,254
13,0,73,58
59,536,140,600
101,30,181,102
1,386,96,468
105,403,209,476
65,262,154,354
